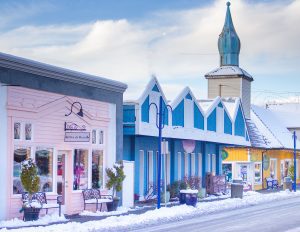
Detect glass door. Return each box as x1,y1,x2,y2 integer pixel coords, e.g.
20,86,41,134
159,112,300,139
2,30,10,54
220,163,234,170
57,151,70,212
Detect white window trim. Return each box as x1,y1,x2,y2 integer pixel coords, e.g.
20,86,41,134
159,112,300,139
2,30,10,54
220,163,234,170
178,152,181,181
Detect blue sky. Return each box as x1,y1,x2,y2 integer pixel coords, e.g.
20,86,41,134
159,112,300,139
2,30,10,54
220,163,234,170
0,0,299,104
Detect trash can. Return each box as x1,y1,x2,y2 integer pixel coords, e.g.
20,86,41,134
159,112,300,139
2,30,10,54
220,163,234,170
283,177,293,191
231,179,243,199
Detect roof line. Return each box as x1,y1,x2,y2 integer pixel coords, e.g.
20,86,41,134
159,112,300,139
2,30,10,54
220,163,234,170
0,52,127,93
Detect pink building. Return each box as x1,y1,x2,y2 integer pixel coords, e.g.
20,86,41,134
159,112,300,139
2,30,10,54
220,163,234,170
0,52,127,220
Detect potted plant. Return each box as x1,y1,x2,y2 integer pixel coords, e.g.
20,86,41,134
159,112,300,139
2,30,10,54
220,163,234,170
20,158,41,221
105,161,126,211
179,176,199,207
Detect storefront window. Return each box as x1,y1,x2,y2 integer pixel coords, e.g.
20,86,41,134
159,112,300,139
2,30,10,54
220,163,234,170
270,159,277,179
254,163,262,183
13,147,31,194
73,149,88,190
14,122,21,140
35,148,53,192
222,163,232,182
239,164,248,182
92,150,103,189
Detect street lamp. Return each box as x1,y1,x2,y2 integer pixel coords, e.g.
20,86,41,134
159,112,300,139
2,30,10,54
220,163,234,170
149,96,172,209
293,131,297,192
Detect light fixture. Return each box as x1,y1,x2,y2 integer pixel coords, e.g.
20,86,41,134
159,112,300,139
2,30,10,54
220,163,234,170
65,102,84,117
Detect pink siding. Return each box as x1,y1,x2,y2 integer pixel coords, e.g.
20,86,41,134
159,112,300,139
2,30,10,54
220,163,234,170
6,86,112,219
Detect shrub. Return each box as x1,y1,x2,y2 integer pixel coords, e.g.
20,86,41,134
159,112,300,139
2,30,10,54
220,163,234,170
20,158,40,202
105,161,126,199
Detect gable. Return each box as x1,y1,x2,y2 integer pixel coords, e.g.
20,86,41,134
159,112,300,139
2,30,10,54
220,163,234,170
234,105,245,137
172,99,184,127
207,108,217,132
194,102,204,130
141,96,149,123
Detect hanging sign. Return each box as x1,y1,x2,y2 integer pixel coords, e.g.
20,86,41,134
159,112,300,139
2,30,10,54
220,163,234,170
182,140,196,153
64,132,90,142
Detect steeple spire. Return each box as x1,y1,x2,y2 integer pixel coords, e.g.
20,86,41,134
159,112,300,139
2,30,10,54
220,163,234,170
218,2,241,66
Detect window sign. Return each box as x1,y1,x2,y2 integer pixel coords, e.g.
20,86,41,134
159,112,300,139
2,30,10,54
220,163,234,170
14,122,21,140
222,163,232,182
25,123,32,141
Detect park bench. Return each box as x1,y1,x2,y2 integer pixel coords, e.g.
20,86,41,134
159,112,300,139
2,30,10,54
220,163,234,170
22,192,62,216
82,189,113,211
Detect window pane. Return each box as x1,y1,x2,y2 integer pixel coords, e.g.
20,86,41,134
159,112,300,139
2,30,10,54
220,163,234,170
25,123,32,141
73,149,88,190
254,163,261,183
36,148,53,192
92,130,96,144
13,147,31,194
99,130,104,144
92,150,103,189
14,122,21,140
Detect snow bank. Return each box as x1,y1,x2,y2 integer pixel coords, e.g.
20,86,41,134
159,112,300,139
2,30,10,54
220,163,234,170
2,190,300,232
0,213,67,229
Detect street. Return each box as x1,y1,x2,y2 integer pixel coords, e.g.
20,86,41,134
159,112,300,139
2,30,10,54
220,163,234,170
127,197,300,232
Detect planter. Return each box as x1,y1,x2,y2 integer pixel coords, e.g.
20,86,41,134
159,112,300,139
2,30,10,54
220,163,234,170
23,207,41,221
107,198,120,212
179,190,198,207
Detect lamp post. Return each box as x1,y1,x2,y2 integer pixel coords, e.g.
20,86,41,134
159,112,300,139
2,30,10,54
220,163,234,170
149,96,172,209
293,131,297,192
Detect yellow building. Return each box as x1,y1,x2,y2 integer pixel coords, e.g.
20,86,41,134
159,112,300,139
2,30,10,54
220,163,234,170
223,147,300,190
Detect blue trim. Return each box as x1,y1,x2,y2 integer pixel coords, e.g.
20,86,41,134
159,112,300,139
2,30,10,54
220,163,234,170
162,100,169,125
185,93,192,100
234,105,245,137
141,96,149,123
152,84,160,92
218,102,223,108
207,109,217,132
194,102,204,130
224,110,232,135
172,100,184,127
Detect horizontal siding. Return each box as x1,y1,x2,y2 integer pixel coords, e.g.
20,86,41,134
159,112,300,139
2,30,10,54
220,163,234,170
208,78,241,99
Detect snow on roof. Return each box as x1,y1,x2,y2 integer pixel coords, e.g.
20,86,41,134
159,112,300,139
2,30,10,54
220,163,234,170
267,103,300,128
246,118,268,148
205,66,253,82
251,105,298,150
198,99,214,112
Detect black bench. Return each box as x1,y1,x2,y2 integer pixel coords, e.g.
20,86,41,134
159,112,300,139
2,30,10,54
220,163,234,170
82,189,113,211
22,192,62,216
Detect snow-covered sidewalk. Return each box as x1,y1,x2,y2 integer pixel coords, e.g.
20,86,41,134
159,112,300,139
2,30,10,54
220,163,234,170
1,190,300,232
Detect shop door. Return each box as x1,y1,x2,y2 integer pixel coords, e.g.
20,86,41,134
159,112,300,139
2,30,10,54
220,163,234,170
57,151,70,213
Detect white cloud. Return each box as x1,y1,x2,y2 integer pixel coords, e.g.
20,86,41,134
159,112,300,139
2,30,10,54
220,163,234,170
0,0,299,103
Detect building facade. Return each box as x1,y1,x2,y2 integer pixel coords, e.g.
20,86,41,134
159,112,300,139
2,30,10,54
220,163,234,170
123,77,250,199
0,52,127,220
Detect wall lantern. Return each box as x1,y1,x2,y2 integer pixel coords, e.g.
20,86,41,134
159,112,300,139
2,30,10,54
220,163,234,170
65,102,84,117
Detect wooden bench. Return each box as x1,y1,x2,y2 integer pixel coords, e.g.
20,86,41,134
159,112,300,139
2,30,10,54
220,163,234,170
82,189,113,211
22,192,62,216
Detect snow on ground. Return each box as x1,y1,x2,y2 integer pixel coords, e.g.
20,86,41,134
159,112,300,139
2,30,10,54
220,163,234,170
80,207,131,216
1,190,300,232
0,213,67,229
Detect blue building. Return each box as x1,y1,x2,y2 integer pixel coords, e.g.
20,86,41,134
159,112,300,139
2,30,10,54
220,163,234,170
123,2,251,199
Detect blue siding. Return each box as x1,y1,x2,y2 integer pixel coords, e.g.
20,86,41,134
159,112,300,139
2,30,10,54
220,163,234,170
234,106,245,137
186,93,192,100
207,109,217,132
162,100,169,125
194,103,204,130
141,96,149,123
181,153,185,179
224,111,232,135
123,136,134,161
152,84,159,92
218,102,223,108
172,100,184,127
123,105,136,135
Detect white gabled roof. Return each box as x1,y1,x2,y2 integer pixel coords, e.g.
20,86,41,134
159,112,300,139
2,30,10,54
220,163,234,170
250,105,298,150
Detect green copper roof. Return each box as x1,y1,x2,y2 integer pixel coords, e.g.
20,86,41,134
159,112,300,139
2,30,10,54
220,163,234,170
218,2,241,66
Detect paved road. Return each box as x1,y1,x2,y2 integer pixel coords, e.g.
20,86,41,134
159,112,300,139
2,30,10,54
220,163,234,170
127,197,300,232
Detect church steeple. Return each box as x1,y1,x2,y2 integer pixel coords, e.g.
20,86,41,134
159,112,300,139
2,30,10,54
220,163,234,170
218,2,241,66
